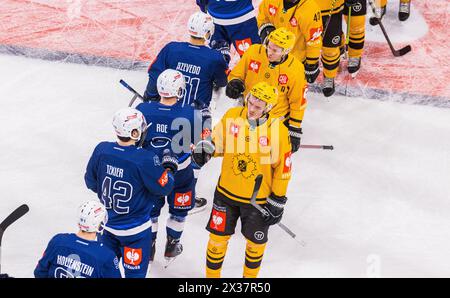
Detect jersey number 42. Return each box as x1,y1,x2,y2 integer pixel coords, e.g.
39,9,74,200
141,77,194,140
101,177,133,214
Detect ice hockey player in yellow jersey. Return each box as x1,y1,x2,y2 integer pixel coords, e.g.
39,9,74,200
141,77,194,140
318,0,366,97
191,82,292,278
257,0,323,84
373,0,411,21
226,27,307,153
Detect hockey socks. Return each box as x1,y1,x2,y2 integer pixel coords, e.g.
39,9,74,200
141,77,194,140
206,234,230,278
243,239,266,278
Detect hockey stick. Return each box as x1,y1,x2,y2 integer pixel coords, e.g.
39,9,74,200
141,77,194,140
322,0,339,39
367,0,411,57
119,80,152,148
0,204,29,273
250,175,302,243
300,144,334,150
119,79,145,107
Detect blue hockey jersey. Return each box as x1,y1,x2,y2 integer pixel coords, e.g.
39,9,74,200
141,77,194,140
34,233,121,278
197,0,255,25
84,142,175,233
136,101,207,184
144,42,228,108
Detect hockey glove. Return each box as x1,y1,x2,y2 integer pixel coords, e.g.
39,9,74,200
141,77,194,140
304,62,320,84
196,0,208,13
288,126,302,153
143,91,160,102
259,23,276,45
210,40,231,65
262,193,288,226
226,79,245,99
192,140,215,167
162,149,178,174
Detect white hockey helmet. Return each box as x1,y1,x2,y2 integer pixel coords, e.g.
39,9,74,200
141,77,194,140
78,200,108,233
157,69,186,99
187,11,214,40
112,107,147,141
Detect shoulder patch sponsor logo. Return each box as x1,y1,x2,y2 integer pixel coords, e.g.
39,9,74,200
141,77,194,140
174,191,192,208
269,4,278,16
210,209,226,232
158,169,169,187
278,74,289,85
249,59,261,73
259,136,269,147
124,247,142,266
229,123,240,137
235,38,252,56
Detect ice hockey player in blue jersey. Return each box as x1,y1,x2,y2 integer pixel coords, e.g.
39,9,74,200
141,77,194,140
137,69,211,266
196,0,260,56
34,201,121,278
84,107,178,278
144,11,228,108
144,11,227,211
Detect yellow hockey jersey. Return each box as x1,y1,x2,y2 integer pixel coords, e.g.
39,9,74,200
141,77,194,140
212,107,292,204
316,0,345,16
257,0,323,65
228,44,307,128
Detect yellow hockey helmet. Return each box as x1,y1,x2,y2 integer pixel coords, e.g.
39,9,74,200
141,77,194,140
267,27,296,52
248,82,278,112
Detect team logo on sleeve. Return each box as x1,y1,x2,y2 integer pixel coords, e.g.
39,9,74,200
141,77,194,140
283,151,292,173
229,123,240,137
289,17,298,27
124,247,142,266
278,74,289,85
235,38,252,56
269,4,278,16
158,169,169,187
210,208,226,232
248,60,261,73
174,191,192,208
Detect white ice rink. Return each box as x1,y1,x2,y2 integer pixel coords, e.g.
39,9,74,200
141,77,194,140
0,52,449,278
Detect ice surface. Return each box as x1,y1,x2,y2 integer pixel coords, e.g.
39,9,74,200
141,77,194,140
0,54,449,278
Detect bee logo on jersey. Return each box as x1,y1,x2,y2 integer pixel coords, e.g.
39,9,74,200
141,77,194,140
232,154,257,178
158,169,169,187
210,208,226,232
229,123,240,137
278,74,289,85
235,38,252,56
249,60,261,74
269,4,278,16
174,191,192,208
290,17,298,27
124,247,142,266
